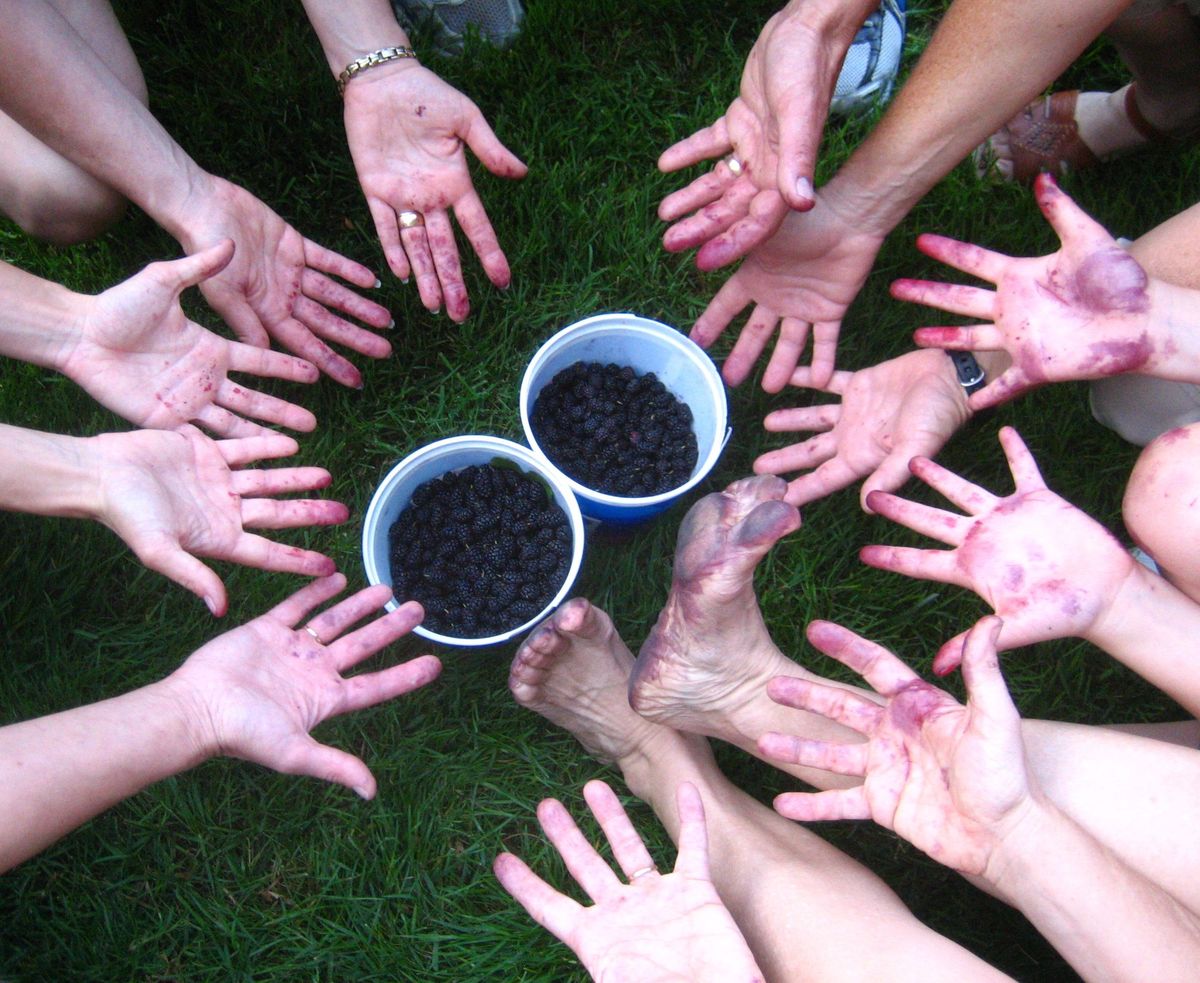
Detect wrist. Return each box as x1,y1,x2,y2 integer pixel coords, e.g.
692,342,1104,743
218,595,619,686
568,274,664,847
139,676,220,769
1143,278,1200,383
0,426,102,519
981,794,1065,901
779,0,879,39
152,167,221,247
819,171,905,239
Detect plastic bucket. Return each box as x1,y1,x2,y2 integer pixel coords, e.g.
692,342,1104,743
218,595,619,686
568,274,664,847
362,435,586,647
520,312,729,524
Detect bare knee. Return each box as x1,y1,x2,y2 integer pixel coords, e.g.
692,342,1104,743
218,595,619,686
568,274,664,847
1124,422,1200,601
7,181,128,245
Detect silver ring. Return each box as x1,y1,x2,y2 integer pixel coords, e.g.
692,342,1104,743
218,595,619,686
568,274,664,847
398,210,425,229
304,625,325,645
725,155,743,177
628,865,658,882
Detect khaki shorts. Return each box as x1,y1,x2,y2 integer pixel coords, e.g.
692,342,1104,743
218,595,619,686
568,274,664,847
1090,375,1200,446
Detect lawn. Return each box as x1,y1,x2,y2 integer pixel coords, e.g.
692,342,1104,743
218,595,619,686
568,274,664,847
0,0,1193,979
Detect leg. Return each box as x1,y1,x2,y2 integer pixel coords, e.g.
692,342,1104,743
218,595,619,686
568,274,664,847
0,0,147,243
510,599,1009,982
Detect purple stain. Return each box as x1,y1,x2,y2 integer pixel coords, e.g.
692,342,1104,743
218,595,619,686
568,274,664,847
1074,250,1150,314
1003,564,1025,592
889,681,948,737
1085,334,1152,375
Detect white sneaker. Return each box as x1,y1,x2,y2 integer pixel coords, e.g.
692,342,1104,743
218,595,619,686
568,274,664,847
393,0,523,57
831,0,906,115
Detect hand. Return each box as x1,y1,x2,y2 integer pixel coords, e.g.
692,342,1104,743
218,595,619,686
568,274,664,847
342,60,527,322
860,426,1137,674
63,241,318,437
893,173,1155,410
692,195,883,390
659,0,876,265
167,574,441,798
178,176,393,388
754,349,972,509
760,616,1036,879
494,780,764,983
90,426,348,615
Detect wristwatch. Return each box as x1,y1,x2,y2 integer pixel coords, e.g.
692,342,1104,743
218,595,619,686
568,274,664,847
947,350,986,396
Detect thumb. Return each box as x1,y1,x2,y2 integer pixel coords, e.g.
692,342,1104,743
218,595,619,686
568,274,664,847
960,616,1019,725
169,239,236,295
463,111,527,179
279,738,377,799
136,540,228,616
775,94,821,210
932,629,970,676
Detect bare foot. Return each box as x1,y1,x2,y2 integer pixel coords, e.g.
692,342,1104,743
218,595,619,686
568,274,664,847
510,597,669,768
629,475,802,736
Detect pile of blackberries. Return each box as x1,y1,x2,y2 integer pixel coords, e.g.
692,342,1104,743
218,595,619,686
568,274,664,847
388,463,572,638
531,361,698,496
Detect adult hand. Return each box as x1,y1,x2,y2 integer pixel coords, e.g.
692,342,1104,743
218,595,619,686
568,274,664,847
65,241,318,437
494,780,765,983
760,616,1036,879
178,176,393,389
754,349,972,509
342,61,527,323
692,195,883,390
167,574,441,798
91,426,348,615
893,174,1156,410
859,426,1136,674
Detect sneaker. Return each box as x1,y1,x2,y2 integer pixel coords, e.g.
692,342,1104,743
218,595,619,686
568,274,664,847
831,0,906,115
392,0,523,57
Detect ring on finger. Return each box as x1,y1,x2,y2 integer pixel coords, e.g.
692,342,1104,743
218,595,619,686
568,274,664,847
628,864,659,882
398,210,425,229
304,625,325,645
725,155,744,177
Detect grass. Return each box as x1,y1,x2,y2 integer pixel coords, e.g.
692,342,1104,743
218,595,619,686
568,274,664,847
0,0,1190,979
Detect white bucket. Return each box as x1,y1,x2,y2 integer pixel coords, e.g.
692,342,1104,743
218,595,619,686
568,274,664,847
520,312,730,524
361,435,586,647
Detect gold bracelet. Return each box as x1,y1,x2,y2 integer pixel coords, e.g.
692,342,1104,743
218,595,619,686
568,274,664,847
337,46,418,95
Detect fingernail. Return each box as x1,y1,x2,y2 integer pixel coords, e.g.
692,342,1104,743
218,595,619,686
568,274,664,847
203,595,218,616
401,277,410,285
432,308,441,316
354,785,371,799
356,382,365,391
373,278,382,289
796,176,813,202
387,318,395,330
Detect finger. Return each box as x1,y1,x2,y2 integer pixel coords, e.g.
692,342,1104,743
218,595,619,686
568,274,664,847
765,675,883,735
912,325,1003,352
662,179,758,254
424,209,469,322
227,339,319,384
215,433,299,468
191,402,269,439
230,465,332,497
336,653,442,713
775,94,820,211
762,316,811,393
997,426,1047,490
658,169,731,224
757,732,870,776
293,296,392,360
969,370,1033,411
301,268,391,329
860,448,926,509
303,583,394,645
328,599,428,672
890,279,997,320
137,540,227,616
267,571,348,625
204,286,270,349
301,237,377,290
754,432,838,474
774,787,871,822
682,187,787,269
858,543,968,588
807,322,841,389
960,615,1018,723
658,117,732,173
368,198,411,283
932,629,971,676
453,188,511,288
915,233,1008,283
401,222,443,313
273,734,377,799
264,318,363,389
493,852,584,944
695,207,778,271
224,533,338,577
582,780,657,881
216,379,317,433
909,456,1000,514
724,305,785,386
786,366,850,395
462,109,528,179
165,239,236,294
690,277,749,349
239,497,350,529
670,782,711,880
780,457,861,507
537,797,623,903
864,489,973,544
805,620,919,696
762,403,840,435
1033,172,1114,250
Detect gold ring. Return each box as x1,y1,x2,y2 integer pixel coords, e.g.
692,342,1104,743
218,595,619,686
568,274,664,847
628,865,658,882
398,210,425,229
725,156,744,177
304,625,325,645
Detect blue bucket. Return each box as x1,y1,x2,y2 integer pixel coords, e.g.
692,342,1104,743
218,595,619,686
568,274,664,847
520,313,730,525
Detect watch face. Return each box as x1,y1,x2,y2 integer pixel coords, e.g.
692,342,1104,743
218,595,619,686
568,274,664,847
949,351,985,394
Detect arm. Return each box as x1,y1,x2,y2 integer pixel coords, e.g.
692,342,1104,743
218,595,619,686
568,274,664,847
301,0,527,322
760,617,1200,983
0,575,440,872
0,1,392,387
0,424,345,615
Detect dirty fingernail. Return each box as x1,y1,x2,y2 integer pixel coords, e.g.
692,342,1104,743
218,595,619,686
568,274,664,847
796,176,813,202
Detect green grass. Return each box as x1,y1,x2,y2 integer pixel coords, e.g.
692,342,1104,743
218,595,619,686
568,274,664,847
0,0,1189,979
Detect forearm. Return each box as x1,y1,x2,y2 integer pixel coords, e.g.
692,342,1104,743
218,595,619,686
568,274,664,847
299,0,412,75
823,0,1132,234
1085,564,1200,717
987,799,1200,982
1131,203,1200,290
0,678,209,872
0,261,86,370
0,425,103,518
0,1,211,239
